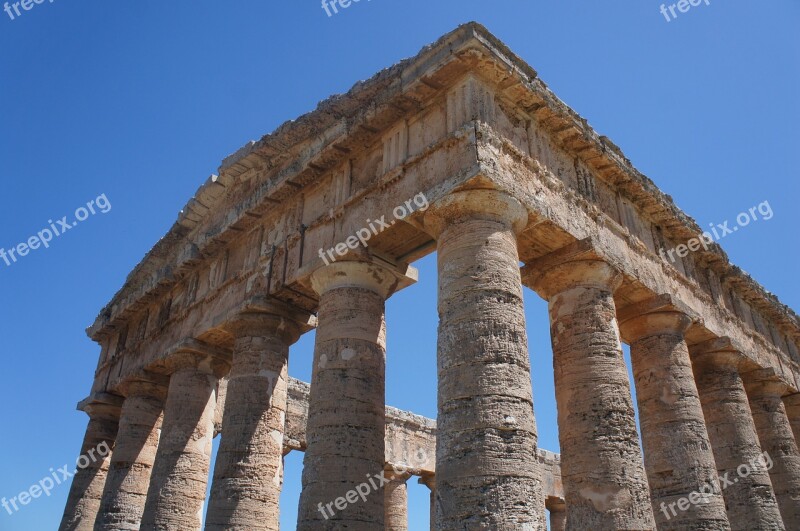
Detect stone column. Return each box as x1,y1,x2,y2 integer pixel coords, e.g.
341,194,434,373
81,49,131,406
418,475,436,531
94,375,167,531
745,369,800,525
547,499,567,531
424,189,546,530
782,393,800,448
384,471,410,531
525,243,655,530
690,341,784,530
619,304,730,530
206,304,312,531
140,344,228,531
59,396,122,531
297,260,416,530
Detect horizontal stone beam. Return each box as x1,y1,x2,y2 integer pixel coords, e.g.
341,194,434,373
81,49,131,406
479,126,800,392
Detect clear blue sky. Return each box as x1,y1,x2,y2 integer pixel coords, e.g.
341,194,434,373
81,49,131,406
1,1,798,529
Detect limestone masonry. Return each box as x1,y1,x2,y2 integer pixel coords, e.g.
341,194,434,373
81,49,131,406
60,22,800,530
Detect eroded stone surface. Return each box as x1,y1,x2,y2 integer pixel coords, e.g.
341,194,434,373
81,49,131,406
141,354,220,531
297,261,409,530
65,22,800,531
284,377,565,501
534,259,656,530
745,371,800,526
691,350,785,531
205,311,304,531
547,498,567,531
783,393,800,445
427,189,546,530
623,311,730,530
59,402,120,531
384,472,411,530
95,379,166,531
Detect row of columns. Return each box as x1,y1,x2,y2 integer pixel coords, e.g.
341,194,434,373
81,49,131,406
526,239,800,530
625,312,730,530
60,188,800,530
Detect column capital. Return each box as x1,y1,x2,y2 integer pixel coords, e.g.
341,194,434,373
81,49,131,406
422,188,529,237
523,238,623,298
688,336,746,371
384,468,413,483
531,259,621,299
222,298,316,344
117,372,169,401
545,496,567,513
310,259,417,299
78,392,124,421
418,474,435,490
156,339,231,378
743,368,790,398
618,294,699,343
619,311,693,343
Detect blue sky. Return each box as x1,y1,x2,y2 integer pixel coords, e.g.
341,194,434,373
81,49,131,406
0,1,798,529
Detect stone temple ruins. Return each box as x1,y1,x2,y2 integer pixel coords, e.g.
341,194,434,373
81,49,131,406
59,22,800,530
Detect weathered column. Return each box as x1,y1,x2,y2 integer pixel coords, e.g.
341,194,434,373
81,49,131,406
423,189,545,530
140,343,228,531
783,393,800,449
418,475,436,531
94,375,167,531
297,260,416,530
690,340,784,530
525,240,655,530
384,471,410,530
619,300,730,530
547,498,567,531
59,396,122,531
745,369,800,525
206,303,313,530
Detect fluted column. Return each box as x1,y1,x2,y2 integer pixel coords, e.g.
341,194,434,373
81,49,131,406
94,375,167,531
690,342,784,530
384,471,410,530
418,475,435,531
423,189,546,530
59,397,122,531
206,304,312,530
620,305,730,530
784,393,800,446
297,260,416,530
525,244,655,530
141,344,228,531
547,499,567,531
745,370,800,525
